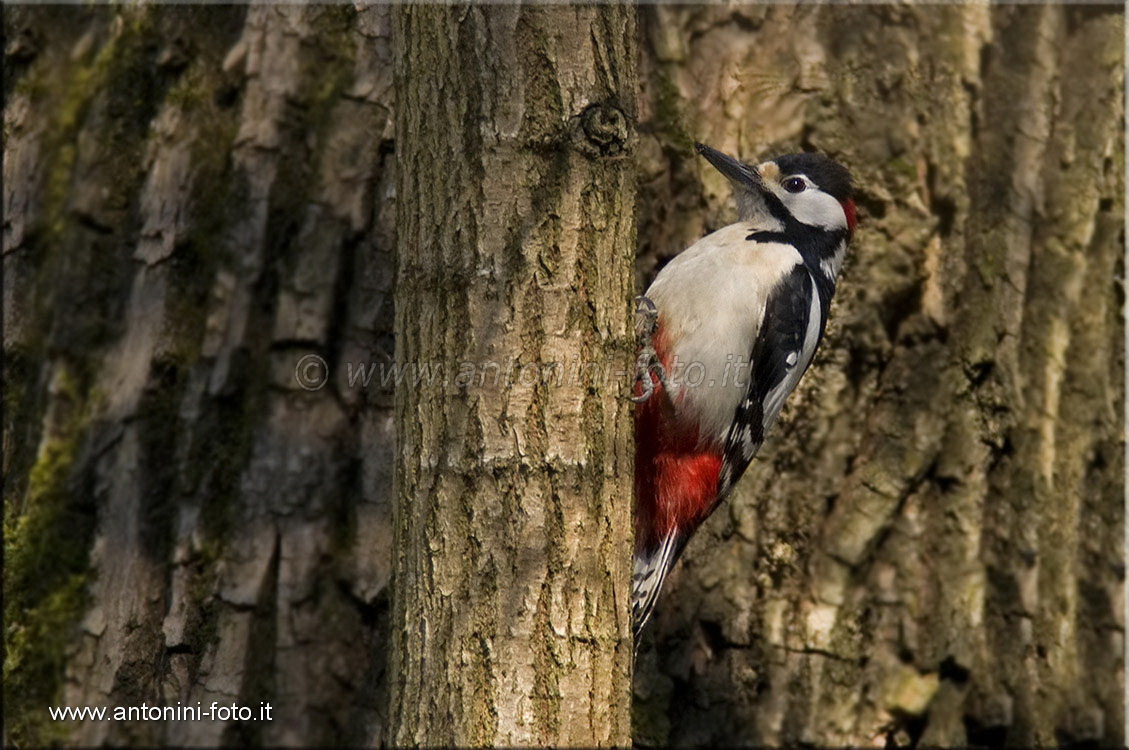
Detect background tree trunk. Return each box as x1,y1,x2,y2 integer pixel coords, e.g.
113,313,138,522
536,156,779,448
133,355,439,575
5,5,397,746
3,4,1123,749
387,5,635,746
632,5,1124,747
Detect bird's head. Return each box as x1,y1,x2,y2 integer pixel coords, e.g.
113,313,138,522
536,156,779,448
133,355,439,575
695,143,857,237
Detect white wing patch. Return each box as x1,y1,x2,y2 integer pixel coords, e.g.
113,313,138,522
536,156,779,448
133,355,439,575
717,267,825,502
761,287,822,431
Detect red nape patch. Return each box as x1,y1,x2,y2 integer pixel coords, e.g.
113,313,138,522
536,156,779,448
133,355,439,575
841,198,858,235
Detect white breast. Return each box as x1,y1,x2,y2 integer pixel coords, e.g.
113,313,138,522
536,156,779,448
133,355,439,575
646,223,803,448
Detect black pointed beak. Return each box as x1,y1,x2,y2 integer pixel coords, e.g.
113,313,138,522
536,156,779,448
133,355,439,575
695,142,762,189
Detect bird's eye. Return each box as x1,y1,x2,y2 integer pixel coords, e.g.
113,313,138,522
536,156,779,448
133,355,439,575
782,177,806,193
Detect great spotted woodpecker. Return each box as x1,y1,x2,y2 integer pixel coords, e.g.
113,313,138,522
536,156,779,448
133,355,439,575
632,143,856,638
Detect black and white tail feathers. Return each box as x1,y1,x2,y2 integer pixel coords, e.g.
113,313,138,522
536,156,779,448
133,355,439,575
631,532,685,641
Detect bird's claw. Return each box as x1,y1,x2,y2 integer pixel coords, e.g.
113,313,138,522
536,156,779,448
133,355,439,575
631,295,667,403
634,295,658,339
630,353,666,403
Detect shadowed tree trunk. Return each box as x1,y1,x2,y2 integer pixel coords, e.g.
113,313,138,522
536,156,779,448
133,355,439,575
387,5,635,746
633,4,1124,747
4,5,397,746
3,4,1122,749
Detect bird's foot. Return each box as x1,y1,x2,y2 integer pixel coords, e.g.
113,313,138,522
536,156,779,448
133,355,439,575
631,295,667,403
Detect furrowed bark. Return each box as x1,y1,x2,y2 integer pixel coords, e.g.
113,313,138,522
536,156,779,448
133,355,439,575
4,6,396,745
633,5,1124,747
387,5,636,747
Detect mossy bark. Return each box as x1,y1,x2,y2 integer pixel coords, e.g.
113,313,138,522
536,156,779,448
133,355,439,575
4,5,396,746
633,5,1124,747
387,6,636,746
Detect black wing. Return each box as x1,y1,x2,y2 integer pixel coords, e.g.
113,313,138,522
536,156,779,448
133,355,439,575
716,265,818,501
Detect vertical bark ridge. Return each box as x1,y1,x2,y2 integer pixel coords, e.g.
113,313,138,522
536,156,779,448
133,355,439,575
389,6,635,746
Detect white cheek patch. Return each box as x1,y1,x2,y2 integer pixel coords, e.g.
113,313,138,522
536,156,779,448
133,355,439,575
780,189,848,230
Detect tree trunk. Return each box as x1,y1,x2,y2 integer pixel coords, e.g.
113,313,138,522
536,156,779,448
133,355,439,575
4,5,397,746
387,6,635,746
633,5,1124,747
